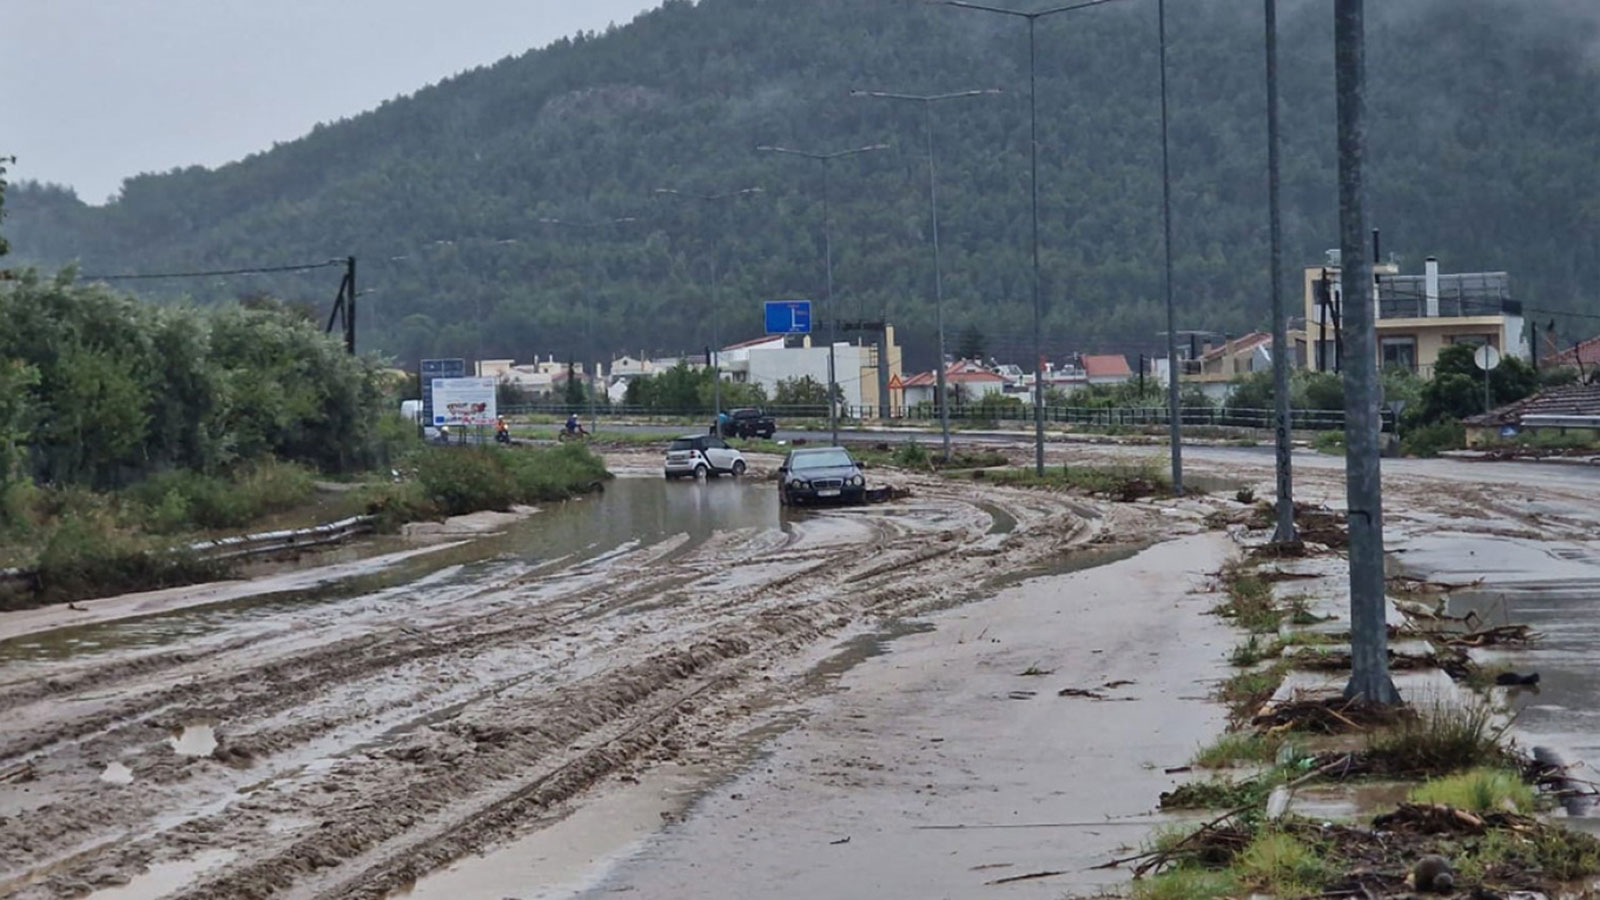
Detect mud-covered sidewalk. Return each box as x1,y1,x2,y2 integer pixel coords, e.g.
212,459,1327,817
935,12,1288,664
555,533,1238,899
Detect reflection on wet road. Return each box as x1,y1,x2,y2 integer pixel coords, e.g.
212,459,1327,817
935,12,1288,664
0,477,781,666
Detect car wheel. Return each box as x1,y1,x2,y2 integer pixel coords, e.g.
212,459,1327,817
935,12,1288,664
732,460,746,477
695,464,708,480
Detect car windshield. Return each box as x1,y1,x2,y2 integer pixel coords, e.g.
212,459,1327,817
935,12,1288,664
668,439,696,451
790,450,854,470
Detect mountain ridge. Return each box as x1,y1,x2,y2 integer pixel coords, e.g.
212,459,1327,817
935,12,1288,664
10,0,1600,367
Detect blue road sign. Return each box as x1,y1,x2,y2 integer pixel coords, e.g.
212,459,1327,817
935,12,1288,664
765,301,812,335
420,358,467,427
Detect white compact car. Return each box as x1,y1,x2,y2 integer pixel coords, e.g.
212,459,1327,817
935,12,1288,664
664,434,747,479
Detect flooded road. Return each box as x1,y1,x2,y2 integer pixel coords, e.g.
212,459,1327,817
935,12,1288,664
0,476,780,667
0,457,1158,900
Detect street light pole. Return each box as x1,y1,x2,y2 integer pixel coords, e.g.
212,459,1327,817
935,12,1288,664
758,144,889,447
1265,0,1296,543
1158,0,1184,495
652,188,763,427
1334,0,1398,705
943,0,1125,477
852,89,1001,464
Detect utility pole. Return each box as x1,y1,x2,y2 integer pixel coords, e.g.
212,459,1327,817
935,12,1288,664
324,256,358,355
758,144,888,446
345,256,357,354
852,89,999,463
944,1,1118,476
1159,0,1183,495
1266,0,1295,543
1335,0,1399,705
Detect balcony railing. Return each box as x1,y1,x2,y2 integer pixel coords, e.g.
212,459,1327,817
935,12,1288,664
1375,273,1519,319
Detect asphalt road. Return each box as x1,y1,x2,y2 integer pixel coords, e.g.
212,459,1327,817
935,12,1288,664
590,422,1600,490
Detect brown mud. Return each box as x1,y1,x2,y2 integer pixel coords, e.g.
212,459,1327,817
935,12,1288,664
0,451,1161,899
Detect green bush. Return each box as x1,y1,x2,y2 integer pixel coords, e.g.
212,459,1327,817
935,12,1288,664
502,443,608,502
125,460,316,533
414,444,608,516
1401,420,1465,457
416,449,520,516
893,442,931,468
33,509,225,602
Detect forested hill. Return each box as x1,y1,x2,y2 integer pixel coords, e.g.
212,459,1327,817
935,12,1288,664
10,0,1600,368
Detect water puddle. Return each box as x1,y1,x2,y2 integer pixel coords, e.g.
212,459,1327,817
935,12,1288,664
169,722,219,757
0,479,781,666
84,849,237,900
99,761,135,785
975,502,1017,536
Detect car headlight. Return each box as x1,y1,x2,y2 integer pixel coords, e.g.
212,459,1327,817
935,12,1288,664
850,474,865,487
789,478,807,488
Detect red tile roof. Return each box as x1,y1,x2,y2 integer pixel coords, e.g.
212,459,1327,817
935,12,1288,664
1543,335,1600,369
1466,383,1600,426
902,371,938,388
1081,354,1134,378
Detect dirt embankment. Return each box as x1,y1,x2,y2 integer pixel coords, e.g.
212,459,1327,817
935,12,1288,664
0,459,1163,899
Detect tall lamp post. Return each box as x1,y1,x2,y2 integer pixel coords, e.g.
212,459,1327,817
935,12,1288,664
652,188,764,426
757,144,889,447
852,88,1001,464
1264,0,1295,543
1334,0,1398,705
537,216,642,425
1157,0,1184,494
942,0,1125,477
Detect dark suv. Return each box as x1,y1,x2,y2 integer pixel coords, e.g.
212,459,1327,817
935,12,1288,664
718,408,777,440
779,447,867,506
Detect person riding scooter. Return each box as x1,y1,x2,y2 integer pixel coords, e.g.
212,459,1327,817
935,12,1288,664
495,416,511,444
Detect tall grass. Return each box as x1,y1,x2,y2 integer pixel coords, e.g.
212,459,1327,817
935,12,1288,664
125,459,316,533
1366,702,1512,775
1409,768,1536,813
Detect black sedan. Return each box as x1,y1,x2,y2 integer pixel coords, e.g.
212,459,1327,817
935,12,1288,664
778,447,868,506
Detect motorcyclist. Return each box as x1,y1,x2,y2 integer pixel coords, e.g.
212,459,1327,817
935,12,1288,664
438,425,451,444
495,416,510,443
565,413,587,438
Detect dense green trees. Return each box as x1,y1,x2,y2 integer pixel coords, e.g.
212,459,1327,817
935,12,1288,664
7,0,1600,370
621,362,767,413
0,272,388,493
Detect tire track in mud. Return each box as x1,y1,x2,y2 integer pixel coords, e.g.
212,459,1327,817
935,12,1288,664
1,475,1121,899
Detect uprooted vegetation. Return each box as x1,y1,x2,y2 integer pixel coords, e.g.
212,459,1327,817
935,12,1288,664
1212,563,1324,636
959,462,1171,502
1141,694,1594,897
1207,502,1351,553
1127,806,1600,900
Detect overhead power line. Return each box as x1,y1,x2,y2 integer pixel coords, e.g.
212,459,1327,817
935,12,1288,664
80,260,344,281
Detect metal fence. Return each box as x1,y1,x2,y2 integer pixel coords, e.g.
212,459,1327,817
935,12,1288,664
503,404,1385,432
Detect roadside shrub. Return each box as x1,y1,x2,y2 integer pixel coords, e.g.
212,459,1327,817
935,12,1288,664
503,443,608,502
126,460,316,533
1312,432,1345,455
893,442,931,468
1366,703,1511,775
1402,420,1465,458
1192,732,1284,768
1235,831,1329,897
1409,768,1536,813
416,449,519,516
34,509,225,601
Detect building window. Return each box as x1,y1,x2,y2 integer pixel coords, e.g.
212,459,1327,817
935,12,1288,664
1448,334,1496,348
1381,337,1417,373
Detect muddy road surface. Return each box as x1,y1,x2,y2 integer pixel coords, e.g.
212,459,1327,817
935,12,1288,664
0,455,1163,899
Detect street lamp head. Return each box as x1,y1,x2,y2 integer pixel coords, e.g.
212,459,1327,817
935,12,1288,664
852,88,1003,102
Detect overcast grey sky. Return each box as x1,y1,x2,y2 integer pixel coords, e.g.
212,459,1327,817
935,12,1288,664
4,0,663,204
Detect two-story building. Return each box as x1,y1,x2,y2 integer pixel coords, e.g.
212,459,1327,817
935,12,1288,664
1304,254,1530,377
